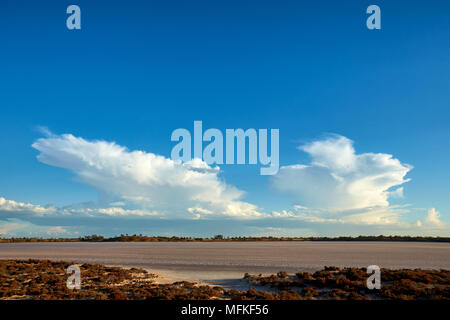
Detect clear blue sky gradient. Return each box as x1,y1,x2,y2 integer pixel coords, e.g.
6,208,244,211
1,0,449,236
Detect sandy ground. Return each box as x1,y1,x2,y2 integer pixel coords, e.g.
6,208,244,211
138,267,252,290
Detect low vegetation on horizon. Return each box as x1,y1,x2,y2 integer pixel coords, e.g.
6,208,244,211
0,259,448,300
1,234,449,243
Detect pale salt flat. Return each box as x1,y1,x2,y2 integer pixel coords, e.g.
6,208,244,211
0,241,449,289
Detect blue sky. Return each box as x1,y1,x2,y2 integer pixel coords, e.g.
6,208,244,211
0,0,449,237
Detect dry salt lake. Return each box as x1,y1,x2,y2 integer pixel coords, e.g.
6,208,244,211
1,241,449,288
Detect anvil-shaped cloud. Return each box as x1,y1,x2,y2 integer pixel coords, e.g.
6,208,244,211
31,133,262,219
272,135,412,211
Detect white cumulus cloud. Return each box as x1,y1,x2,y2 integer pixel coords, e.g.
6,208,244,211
0,197,55,216
0,196,160,219
416,208,445,228
272,135,412,211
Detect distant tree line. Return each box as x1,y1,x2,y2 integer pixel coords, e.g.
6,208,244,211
0,234,449,243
